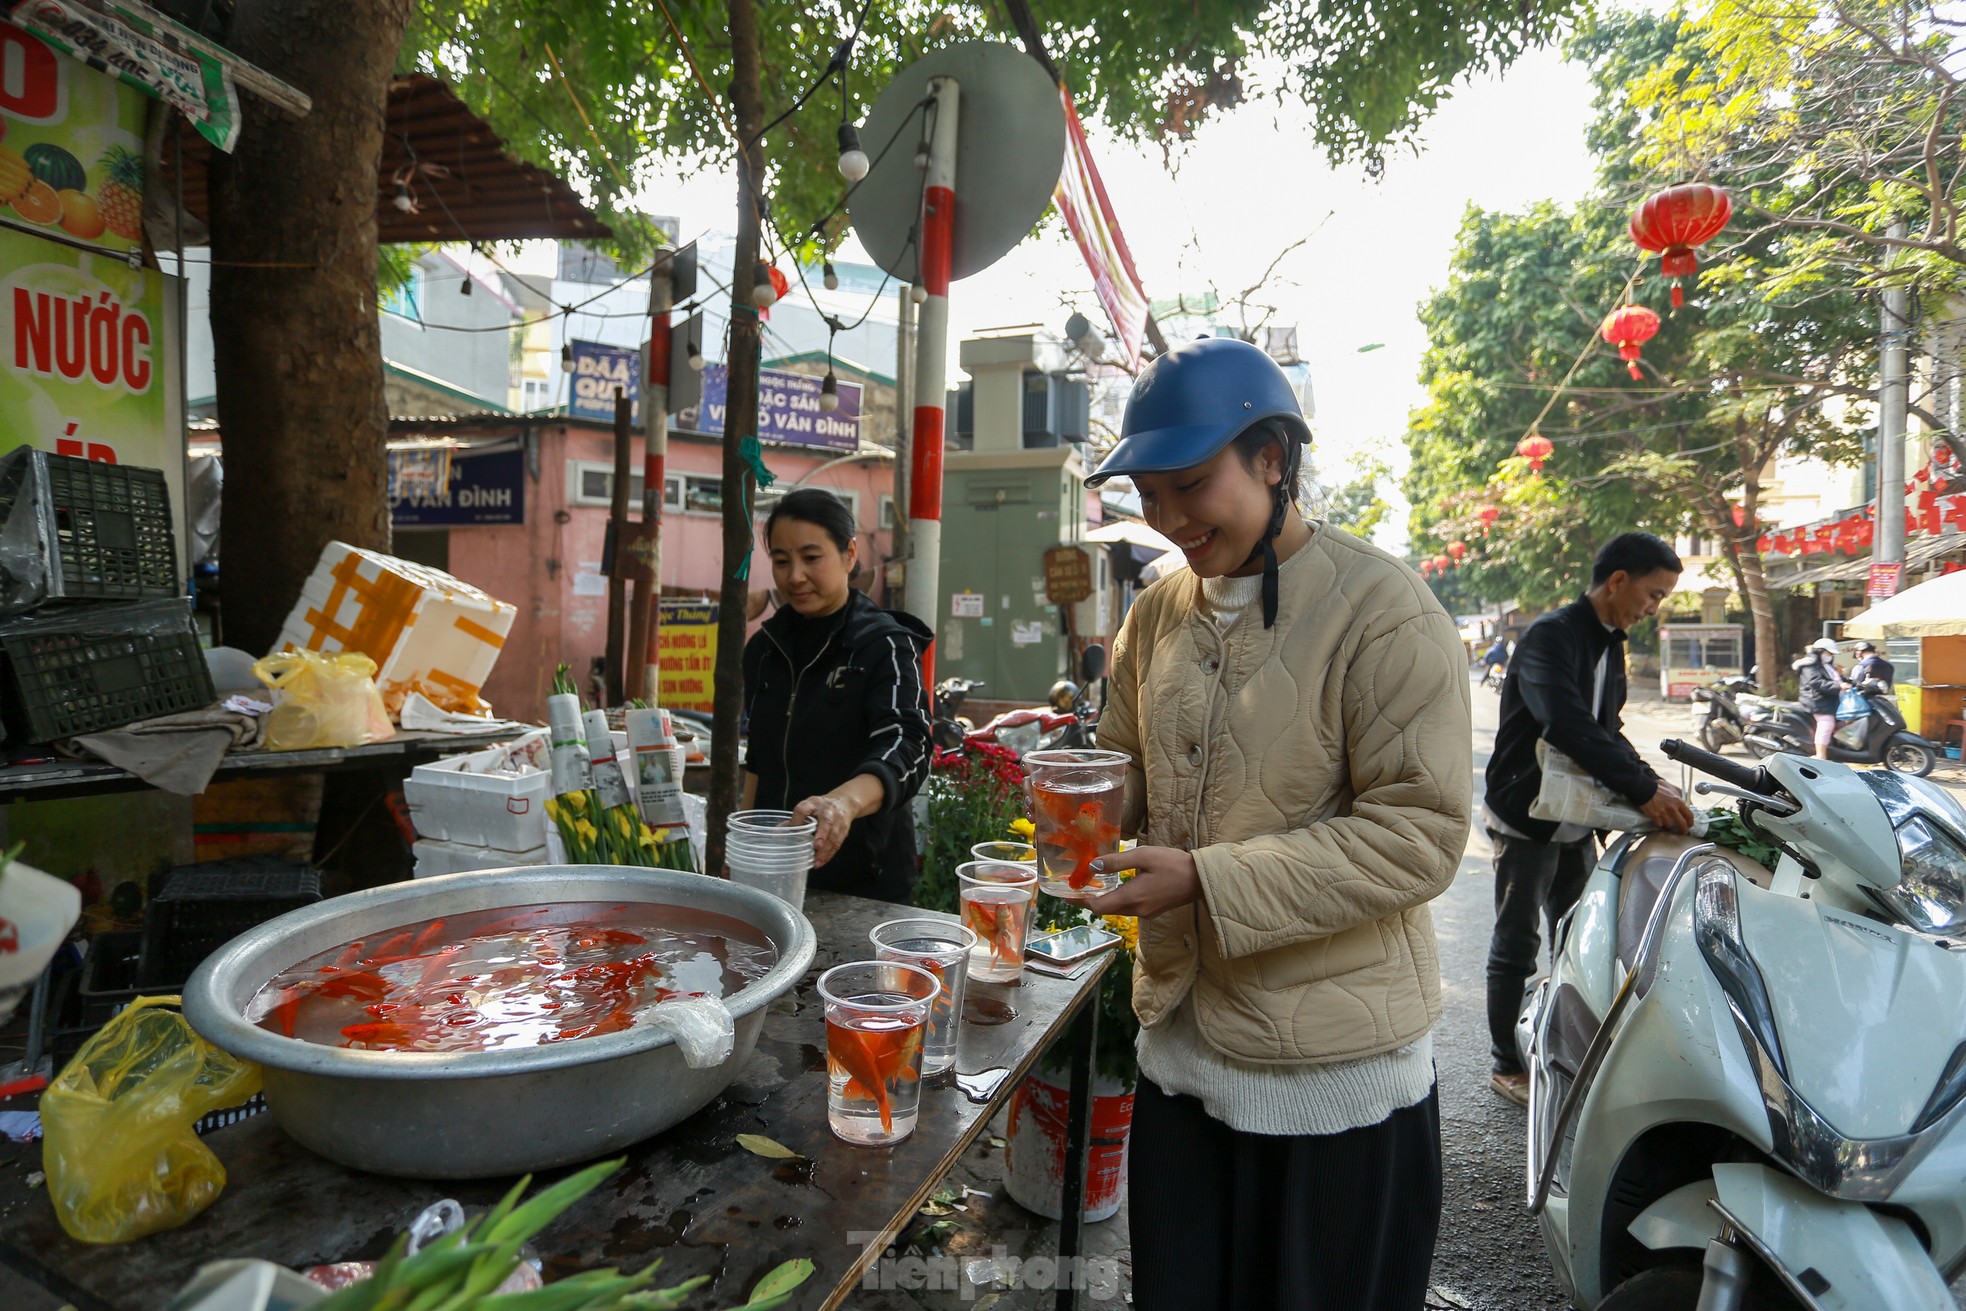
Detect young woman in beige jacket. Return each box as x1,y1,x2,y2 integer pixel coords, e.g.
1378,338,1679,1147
1075,337,1473,1311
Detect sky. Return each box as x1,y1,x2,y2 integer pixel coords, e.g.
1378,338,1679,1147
506,37,1604,542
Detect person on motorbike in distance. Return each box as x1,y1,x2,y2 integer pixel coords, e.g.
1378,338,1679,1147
1853,640,1896,691
740,489,932,900
1797,637,1848,761
1070,336,1472,1311
1482,634,1509,672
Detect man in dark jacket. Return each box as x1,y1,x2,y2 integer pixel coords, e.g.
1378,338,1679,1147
1483,532,1696,1106
1852,641,1895,690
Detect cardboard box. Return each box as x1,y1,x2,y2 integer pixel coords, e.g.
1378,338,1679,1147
276,541,516,717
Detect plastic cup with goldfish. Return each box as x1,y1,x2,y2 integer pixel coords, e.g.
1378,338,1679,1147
869,918,977,1077
957,860,1037,984
817,960,939,1146
1021,748,1130,897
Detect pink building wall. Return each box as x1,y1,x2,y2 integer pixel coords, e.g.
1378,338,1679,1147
444,422,896,723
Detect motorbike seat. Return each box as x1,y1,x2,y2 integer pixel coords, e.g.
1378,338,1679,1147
1616,833,1772,975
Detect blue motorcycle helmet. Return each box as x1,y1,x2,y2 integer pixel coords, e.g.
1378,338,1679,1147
1087,336,1311,627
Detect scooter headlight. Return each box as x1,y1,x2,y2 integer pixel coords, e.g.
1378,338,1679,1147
1693,860,1787,1078
1881,816,1966,936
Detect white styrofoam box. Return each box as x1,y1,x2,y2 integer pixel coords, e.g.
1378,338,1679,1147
413,838,547,879
275,541,518,719
405,749,549,850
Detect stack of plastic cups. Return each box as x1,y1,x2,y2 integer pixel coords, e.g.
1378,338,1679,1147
724,809,817,908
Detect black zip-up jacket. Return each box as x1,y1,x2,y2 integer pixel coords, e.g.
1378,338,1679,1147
1798,655,1844,714
741,589,933,902
1485,596,1659,842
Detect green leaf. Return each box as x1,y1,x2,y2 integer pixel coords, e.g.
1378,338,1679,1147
741,1258,814,1310
734,1134,803,1160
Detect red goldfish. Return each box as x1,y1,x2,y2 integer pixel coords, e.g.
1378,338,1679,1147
965,898,1021,965
827,1019,924,1132
1035,790,1119,890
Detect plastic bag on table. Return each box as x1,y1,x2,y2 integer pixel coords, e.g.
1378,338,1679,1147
252,650,394,750
43,996,263,1244
0,446,54,616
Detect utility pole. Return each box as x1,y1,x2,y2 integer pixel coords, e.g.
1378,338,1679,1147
628,258,673,701
710,0,767,877
1877,220,1911,568
900,78,960,688
891,282,914,574
605,389,632,705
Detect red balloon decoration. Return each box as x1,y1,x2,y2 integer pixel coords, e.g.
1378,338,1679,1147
1447,540,1468,561
1602,305,1662,381
1630,183,1732,308
1516,433,1555,473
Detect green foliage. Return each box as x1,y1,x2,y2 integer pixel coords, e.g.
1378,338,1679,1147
1315,455,1392,538
914,743,1025,916
405,1,1590,267
1704,807,1782,872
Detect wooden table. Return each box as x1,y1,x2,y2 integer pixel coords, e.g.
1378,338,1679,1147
0,892,1108,1311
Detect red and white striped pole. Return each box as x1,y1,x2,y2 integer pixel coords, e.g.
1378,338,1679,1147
902,74,959,689
636,265,673,701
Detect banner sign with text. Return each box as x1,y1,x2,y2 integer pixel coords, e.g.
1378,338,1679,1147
569,338,640,424
658,600,718,712
0,19,148,257
4,2,240,150
391,447,525,526
676,363,861,452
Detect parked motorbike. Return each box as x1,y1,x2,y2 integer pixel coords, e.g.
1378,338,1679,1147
1518,737,1966,1309
931,646,1106,754
931,676,985,750
1691,674,1758,751
1740,677,1937,776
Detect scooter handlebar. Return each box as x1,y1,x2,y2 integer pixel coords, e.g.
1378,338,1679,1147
1660,737,1771,793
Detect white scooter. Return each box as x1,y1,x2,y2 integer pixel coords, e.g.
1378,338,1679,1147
1518,737,1966,1309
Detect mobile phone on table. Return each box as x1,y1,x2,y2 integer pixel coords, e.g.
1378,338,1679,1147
1026,924,1120,965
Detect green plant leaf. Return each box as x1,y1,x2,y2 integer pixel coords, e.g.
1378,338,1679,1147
734,1134,803,1160
741,1258,814,1310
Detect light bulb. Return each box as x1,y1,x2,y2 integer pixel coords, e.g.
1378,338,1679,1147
820,372,840,412
392,182,414,213
751,261,778,309
837,123,870,182
687,342,705,371
460,275,472,296
823,261,839,291
910,284,927,305
913,147,929,170
560,344,573,374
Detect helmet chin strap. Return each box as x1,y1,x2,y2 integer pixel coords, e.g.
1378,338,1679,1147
1239,441,1301,629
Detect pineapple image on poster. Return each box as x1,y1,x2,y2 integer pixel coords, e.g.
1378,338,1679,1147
0,20,148,257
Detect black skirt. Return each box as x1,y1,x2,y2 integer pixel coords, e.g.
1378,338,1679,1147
1128,1076,1443,1311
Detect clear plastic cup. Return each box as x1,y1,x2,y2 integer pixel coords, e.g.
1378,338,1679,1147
817,960,938,1146
1021,749,1129,897
724,809,815,906
970,841,1037,866
869,919,977,1077
957,861,1037,984
727,860,808,908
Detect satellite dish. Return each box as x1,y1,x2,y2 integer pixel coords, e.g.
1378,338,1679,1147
850,41,1066,284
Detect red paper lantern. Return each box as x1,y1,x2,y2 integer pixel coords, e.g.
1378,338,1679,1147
1433,554,1453,573
1419,559,1434,577
1629,183,1732,308
1730,504,1746,528
1447,540,1468,561
1476,504,1500,530
1517,433,1555,472
1756,535,1772,554
1602,305,1662,381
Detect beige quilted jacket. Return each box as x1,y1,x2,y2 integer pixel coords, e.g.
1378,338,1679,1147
1099,524,1473,1064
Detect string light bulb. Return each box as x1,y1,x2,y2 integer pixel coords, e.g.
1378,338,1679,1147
460,274,472,296
910,284,927,305
837,122,870,182
751,261,779,309
687,340,705,371
820,371,840,412
560,344,573,374
823,261,839,291
913,147,929,170
392,180,414,213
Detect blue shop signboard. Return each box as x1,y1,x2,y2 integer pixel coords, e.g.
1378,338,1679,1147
391,448,525,526
570,339,641,423
678,363,862,452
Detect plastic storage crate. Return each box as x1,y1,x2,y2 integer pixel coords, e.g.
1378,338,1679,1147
139,858,323,986
0,448,178,606
0,598,214,743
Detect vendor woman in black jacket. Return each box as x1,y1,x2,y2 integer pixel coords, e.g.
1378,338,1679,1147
741,489,933,901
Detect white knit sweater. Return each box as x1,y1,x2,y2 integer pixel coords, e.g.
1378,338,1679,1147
1134,565,1435,1136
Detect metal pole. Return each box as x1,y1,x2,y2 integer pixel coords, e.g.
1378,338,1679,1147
631,262,674,701
901,77,960,687
1877,220,1911,567
606,390,633,705
892,281,915,577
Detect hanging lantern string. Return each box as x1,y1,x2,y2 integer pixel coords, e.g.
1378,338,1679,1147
1517,254,1649,453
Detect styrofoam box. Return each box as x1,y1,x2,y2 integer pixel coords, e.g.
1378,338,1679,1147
276,541,517,716
404,747,549,850
413,838,547,879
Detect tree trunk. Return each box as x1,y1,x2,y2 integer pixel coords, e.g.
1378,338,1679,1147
1737,484,1779,694
209,0,409,654
708,0,766,876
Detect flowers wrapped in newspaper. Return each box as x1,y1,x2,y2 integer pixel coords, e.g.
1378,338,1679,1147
543,671,696,871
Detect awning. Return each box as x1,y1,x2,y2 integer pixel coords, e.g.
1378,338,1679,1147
1845,569,1966,638
161,73,610,244
1770,534,1963,588
1085,519,1177,554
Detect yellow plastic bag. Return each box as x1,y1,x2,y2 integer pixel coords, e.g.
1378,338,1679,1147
43,996,263,1244
253,649,394,750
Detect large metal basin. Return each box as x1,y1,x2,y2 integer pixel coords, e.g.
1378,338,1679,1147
182,865,816,1179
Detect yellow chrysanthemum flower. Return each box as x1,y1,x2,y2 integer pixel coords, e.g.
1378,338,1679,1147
1008,817,1035,841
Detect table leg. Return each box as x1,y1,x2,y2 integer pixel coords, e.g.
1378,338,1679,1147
1054,996,1097,1311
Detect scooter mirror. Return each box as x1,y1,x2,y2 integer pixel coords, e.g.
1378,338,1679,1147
1080,643,1108,682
